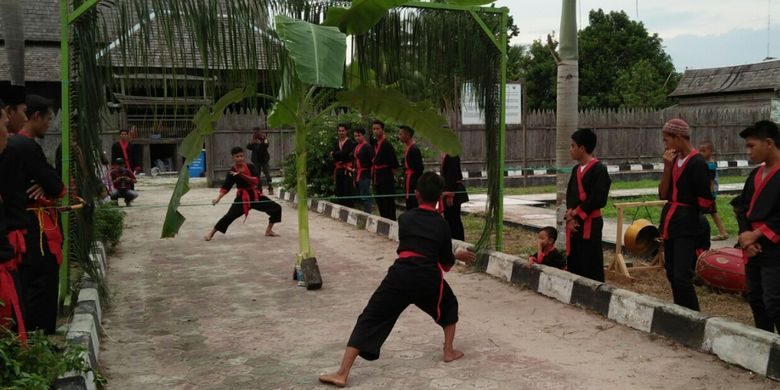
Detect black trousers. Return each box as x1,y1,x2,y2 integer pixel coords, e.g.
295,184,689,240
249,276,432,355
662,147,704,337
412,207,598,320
214,196,282,233
19,231,60,335
443,203,465,241
347,259,458,361
334,172,354,207
663,237,700,311
745,259,780,332
373,170,396,221
258,161,273,190
567,218,604,282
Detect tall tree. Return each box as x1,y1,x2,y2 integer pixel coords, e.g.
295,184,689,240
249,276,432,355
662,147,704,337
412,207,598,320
514,9,678,110
579,9,676,108
554,0,578,249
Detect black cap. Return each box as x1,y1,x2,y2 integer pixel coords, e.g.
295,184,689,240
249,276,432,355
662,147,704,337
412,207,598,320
0,82,26,106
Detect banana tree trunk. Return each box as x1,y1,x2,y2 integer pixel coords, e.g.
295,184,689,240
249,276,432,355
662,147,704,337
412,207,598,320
0,0,25,85
294,124,313,259
555,0,578,250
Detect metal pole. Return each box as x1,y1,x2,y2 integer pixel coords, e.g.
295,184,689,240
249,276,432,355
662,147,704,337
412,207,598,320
59,0,71,306
496,10,508,251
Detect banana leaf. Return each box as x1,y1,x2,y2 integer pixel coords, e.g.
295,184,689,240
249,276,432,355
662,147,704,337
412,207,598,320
275,15,346,88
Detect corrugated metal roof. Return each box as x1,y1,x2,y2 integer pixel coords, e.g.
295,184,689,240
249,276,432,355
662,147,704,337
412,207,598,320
0,1,60,42
670,60,780,97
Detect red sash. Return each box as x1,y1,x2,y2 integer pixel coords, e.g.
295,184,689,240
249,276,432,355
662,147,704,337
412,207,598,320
566,159,602,256
119,141,137,180
398,241,447,323
2,230,27,344
371,138,390,183
333,139,353,180
223,164,261,221
661,150,699,239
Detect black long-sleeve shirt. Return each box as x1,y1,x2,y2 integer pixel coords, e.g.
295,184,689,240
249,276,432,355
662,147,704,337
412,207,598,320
659,153,714,239
441,154,469,205
246,138,270,166
566,160,611,220
372,138,399,172
735,164,780,261
333,138,356,175
396,207,455,271
0,133,65,231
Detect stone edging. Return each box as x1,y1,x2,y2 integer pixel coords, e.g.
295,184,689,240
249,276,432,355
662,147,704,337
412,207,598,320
54,242,108,390
461,160,750,179
278,189,780,380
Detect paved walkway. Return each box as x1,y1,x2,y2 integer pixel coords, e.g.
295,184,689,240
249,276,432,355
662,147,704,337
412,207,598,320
463,184,743,250
100,181,774,389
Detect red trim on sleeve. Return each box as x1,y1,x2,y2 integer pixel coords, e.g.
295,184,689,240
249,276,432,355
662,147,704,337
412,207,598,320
219,188,229,195
697,197,714,209
757,224,780,244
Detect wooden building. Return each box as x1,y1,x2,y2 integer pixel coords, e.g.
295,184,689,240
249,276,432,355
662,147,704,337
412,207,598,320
670,60,780,109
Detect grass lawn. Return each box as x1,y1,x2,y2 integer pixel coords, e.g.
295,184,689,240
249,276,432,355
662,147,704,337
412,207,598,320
602,195,738,237
468,174,746,196
462,213,753,325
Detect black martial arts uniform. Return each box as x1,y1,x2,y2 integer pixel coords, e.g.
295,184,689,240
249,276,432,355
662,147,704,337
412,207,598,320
402,143,424,211
111,140,141,173
735,163,780,332
0,131,65,335
659,150,714,311
371,137,399,221
566,159,611,282
353,140,374,214
213,163,282,234
530,247,567,269
0,191,26,343
246,136,273,191
440,155,469,241
332,138,356,207
347,205,458,361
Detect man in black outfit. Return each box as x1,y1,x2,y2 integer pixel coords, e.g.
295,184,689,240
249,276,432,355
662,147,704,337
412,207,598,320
0,95,65,335
440,154,469,241
371,120,399,220
204,146,282,241
246,127,273,193
332,123,356,207
399,125,423,211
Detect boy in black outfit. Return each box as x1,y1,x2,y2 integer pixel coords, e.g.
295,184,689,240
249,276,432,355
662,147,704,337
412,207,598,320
528,226,566,269
319,172,476,388
204,147,282,240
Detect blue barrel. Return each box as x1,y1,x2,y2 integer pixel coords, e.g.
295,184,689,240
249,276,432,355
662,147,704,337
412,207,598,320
188,150,206,177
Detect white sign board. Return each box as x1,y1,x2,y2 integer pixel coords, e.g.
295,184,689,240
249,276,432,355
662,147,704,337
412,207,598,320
460,83,522,125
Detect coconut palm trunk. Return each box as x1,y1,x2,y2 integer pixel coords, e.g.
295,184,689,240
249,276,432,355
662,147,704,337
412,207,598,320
555,0,578,249
0,0,25,85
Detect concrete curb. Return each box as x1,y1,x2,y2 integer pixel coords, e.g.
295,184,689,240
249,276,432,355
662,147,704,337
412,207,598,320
279,189,780,380
54,242,108,390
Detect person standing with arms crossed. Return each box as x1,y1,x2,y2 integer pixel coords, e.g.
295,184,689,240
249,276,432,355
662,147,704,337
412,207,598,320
332,123,356,207
371,120,399,220
247,127,273,194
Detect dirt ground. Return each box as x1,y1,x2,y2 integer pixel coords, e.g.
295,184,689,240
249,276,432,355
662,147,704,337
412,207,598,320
99,181,776,389
463,215,754,326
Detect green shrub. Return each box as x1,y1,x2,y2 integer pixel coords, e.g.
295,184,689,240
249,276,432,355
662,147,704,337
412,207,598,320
94,202,125,250
0,330,102,389
281,111,434,197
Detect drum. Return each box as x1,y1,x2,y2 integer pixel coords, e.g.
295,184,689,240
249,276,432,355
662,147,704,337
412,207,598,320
695,248,747,293
624,219,660,257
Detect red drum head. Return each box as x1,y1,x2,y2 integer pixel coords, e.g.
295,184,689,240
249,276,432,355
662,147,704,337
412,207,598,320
696,248,747,293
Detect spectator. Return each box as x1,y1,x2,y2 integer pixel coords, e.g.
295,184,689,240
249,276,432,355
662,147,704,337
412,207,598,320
247,127,273,193
110,158,138,206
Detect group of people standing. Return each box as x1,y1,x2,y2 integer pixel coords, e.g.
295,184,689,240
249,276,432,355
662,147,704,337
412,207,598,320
331,120,469,240
0,85,65,342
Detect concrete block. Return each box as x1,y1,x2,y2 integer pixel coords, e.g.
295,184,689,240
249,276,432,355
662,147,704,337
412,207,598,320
650,304,709,349
536,268,576,304
324,204,333,217
77,288,102,323
67,313,100,364
388,222,399,241
607,289,659,332
316,201,326,214
768,342,780,380
347,211,360,226
570,277,614,317
702,317,778,376
377,220,391,237
484,252,517,282
510,262,540,291
356,214,368,230
339,208,349,222
365,216,379,234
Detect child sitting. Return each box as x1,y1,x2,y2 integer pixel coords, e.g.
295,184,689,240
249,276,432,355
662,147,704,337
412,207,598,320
528,226,566,269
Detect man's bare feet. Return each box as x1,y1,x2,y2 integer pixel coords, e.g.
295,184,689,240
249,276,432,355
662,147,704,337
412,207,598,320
203,235,213,241
443,349,464,362
265,230,279,237
318,373,347,388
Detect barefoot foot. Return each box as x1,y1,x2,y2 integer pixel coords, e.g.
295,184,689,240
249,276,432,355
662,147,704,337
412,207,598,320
443,349,464,362
265,231,279,237
203,235,213,241
318,373,347,388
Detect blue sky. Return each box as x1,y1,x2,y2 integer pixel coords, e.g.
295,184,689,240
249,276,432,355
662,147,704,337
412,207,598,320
495,0,780,70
